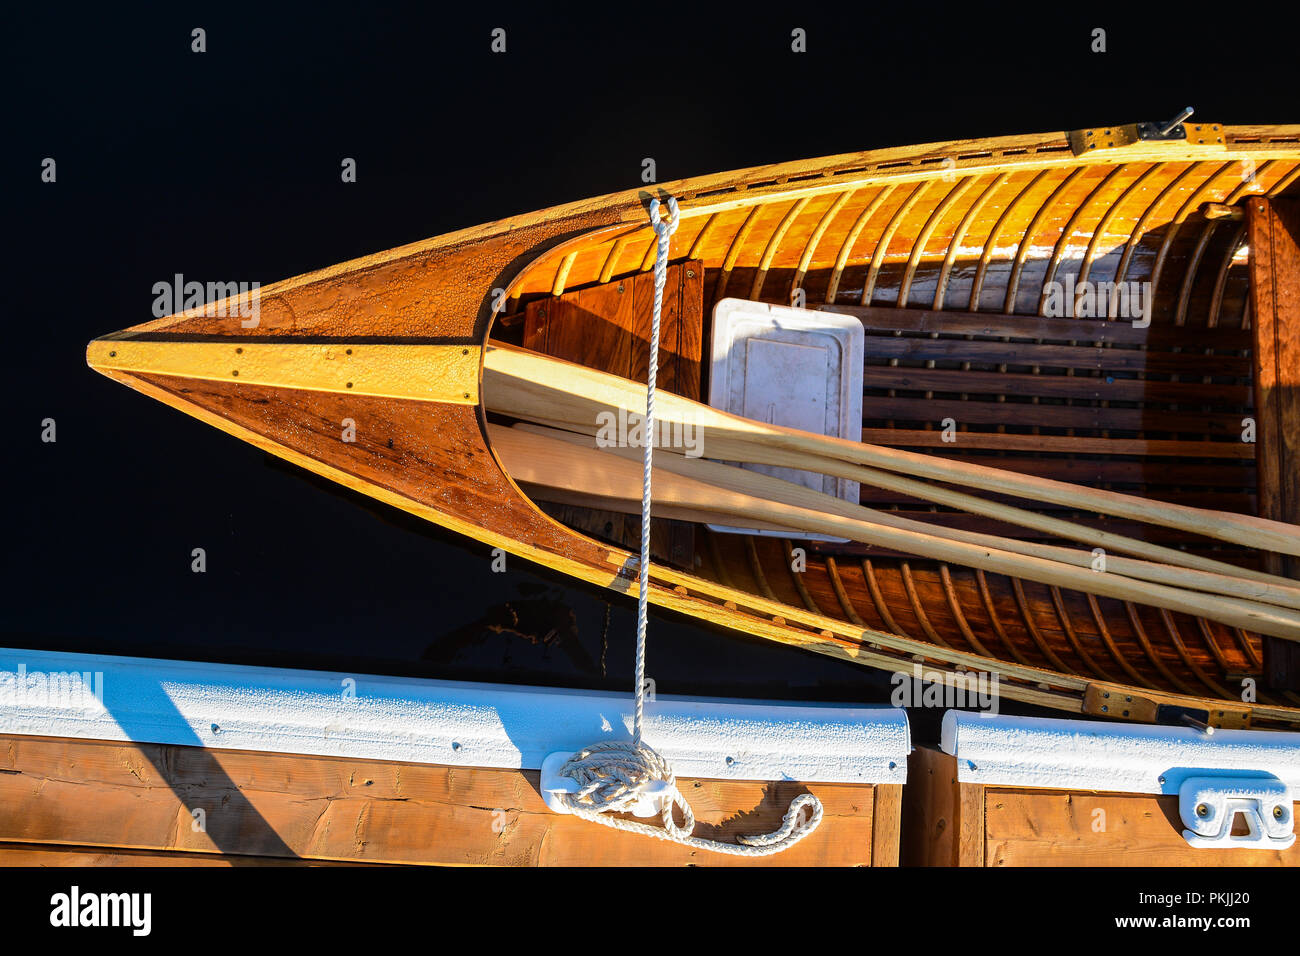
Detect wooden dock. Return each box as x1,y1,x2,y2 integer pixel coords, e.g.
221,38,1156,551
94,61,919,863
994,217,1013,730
0,733,900,866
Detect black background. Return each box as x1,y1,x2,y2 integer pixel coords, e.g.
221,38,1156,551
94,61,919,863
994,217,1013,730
5,5,1295,742
1,0,1294,931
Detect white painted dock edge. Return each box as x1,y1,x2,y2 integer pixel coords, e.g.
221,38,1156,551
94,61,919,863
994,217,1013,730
0,648,910,784
941,710,1300,795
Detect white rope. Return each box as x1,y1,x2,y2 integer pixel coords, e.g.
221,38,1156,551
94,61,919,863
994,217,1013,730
553,196,823,856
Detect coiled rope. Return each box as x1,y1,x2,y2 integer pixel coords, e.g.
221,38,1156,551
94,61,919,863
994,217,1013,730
552,196,823,856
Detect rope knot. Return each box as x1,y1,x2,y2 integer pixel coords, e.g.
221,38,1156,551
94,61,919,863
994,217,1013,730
554,738,823,857
648,196,680,239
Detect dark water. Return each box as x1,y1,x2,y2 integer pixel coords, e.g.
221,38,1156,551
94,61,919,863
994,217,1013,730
5,6,1282,746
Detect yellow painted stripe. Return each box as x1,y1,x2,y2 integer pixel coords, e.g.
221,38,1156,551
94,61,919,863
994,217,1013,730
87,340,479,404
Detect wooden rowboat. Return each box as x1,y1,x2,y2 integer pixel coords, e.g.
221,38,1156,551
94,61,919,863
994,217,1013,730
89,122,1300,729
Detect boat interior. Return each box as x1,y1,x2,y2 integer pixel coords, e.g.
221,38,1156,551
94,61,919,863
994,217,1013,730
484,144,1300,720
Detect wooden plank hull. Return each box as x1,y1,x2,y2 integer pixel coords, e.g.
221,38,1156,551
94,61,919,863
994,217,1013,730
88,125,1300,728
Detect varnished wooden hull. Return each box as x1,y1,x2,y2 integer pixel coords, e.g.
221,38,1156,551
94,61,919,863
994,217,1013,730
89,125,1300,728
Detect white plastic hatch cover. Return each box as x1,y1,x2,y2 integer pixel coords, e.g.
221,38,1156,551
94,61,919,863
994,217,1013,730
707,298,864,540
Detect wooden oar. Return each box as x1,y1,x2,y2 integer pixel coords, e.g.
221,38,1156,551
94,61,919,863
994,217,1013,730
489,424,1300,642
483,343,1300,560
509,407,1291,590
514,423,1300,612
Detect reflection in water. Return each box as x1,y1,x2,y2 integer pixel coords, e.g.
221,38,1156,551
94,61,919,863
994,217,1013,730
421,583,599,675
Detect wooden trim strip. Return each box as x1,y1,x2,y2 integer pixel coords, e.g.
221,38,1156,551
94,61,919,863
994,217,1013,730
87,340,480,404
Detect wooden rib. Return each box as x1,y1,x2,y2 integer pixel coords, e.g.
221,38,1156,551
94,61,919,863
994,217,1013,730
1037,165,1129,313
976,570,1035,667
1176,220,1220,327
598,235,631,284
1086,592,1158,689
1003,167,1088,314
825,556,867,627
1236,626,1264,670
791,190,854,300
638,233,660,271
826,185,896,303
1050,586,1112,681
1148,161,1237,310
1075,164,1166,294
1208,223,1249,327
552,251,580,295
712,206,762,303
703,528,735,589
862,182,931,305
938,564,995,658
900,561,952,649
1113,163,1203,286
744,535,778,601
969,171,1050,311
1268,164,1300,197
686,212,720,261
1195,617,1235,674
783,538,825,615
1180,155,1287,327
934,173,1008,310
897,177,976,308
1159,609,1230,698
1125,603,1198,696
862,559,912,638
1011,577,1074,674
750,198,811,300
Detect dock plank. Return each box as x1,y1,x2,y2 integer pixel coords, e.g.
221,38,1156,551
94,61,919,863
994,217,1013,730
0,734,887,867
